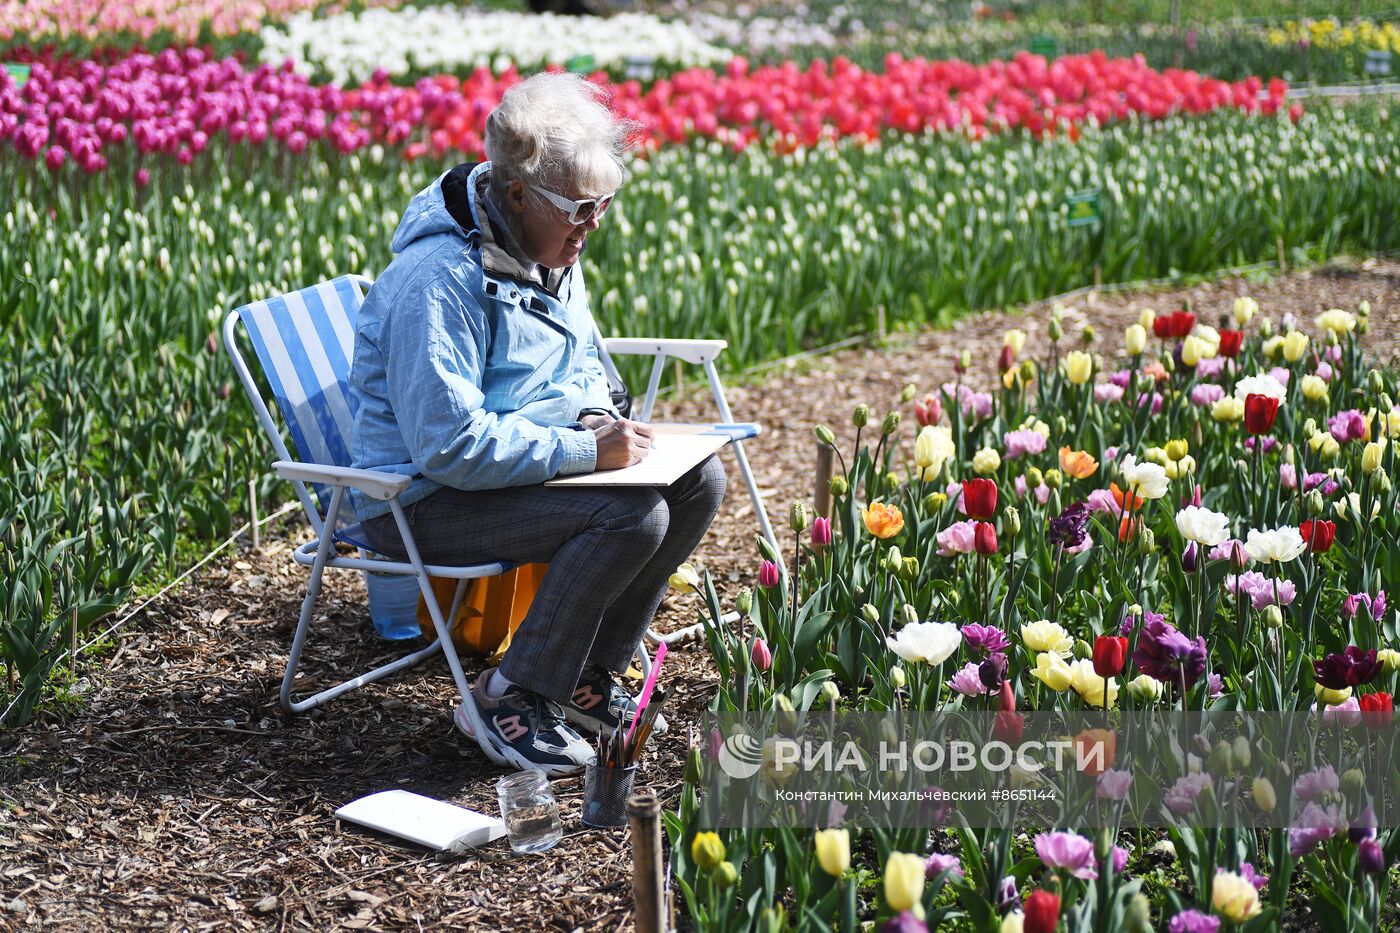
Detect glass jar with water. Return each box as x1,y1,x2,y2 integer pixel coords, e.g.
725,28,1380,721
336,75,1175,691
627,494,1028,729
495,770,563,854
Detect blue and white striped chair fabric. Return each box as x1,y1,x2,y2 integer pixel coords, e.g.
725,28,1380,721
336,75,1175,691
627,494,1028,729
236,276,362,518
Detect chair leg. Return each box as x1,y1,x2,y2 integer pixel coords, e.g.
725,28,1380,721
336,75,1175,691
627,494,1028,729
390,500,475,709
280,487,444,712
702,359,779,553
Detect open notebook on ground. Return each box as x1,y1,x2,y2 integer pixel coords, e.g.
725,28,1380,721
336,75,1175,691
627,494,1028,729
544,422,755,488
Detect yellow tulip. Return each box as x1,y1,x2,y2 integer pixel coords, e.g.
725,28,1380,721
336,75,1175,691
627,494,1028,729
1070,658,1120,708
1211,396,1244,423
1261,335,1284,359
1063,350,1093,385
1164,439,1189,462
692,832,726,871
1314,683,1353,705
1300,374,1329,403
1164,455,1196,480
973,447,1002,475
1233,296,1258,326
1212,872,1262,924
1316,308,1356,335
1022,619,1074,657
1376,648,1400,674
814,829,850,877
883,852,925,912
1003,329,1027,354
1180,335,1203,367
1252,776,1276,813
1124,324,1147,355
1283,330,1309,363
1138,307,1156,330
669,562,702,595
1031,651,1073,691
1362,440,1385,474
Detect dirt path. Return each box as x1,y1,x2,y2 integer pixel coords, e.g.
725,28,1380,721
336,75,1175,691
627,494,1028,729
2,258,1396,931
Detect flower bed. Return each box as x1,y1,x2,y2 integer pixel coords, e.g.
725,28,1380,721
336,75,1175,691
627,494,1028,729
256,4,732,85
669,297,1399,930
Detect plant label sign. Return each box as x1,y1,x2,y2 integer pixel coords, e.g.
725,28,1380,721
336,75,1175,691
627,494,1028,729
1065,188,1103,228
624,57,656,81
566,54,596,74
5,63,29,89
1029,36,1058,59
1365,50,1392,77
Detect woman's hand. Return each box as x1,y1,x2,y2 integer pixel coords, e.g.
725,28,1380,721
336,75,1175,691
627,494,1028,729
593,419,653,469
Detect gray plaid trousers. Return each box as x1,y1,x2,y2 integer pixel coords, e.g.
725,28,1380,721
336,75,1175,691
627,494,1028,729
361,456,726,704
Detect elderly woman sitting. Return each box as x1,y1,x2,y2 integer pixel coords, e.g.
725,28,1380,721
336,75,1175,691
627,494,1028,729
349,74,725,775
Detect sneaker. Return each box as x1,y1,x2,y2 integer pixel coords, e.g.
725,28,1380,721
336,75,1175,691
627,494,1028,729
454,669,596,777
564,664,668,738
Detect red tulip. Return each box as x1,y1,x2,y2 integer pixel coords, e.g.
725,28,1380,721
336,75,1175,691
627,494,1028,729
1218,329,1244,358
811,516,833,550
974,521,998,555
1092,635,1128,677
992,710,1025,744
913,394,942,427
962,478,998,520
1243,393,1280,435
1023,890,1062,933
1359,692,1392,728
1299,519,1335,553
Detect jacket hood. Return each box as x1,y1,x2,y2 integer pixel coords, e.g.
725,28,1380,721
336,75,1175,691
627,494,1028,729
389,166,478,254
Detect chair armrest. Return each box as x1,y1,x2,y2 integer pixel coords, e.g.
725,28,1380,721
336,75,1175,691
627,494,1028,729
604,337,728,366
272,460,413,501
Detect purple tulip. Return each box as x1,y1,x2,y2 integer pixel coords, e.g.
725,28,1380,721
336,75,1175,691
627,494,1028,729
924,852,964,880
1168,909,1221,933
1034,831,1098,880
1358,838,1386,875
961,623,1010,654
1314,647,1381,690
1132,616,1208,688
881,912,929,933
1047,500,1091,549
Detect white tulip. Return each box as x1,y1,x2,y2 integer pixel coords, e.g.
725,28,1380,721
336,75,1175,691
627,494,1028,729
1243,527,1307,564
886,621,962,667
1175,506,1231,547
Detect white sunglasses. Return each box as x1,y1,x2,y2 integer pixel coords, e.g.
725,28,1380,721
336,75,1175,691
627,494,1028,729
528,182,615,225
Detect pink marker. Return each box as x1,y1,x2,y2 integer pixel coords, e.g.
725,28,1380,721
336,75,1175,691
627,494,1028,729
624,642,667,749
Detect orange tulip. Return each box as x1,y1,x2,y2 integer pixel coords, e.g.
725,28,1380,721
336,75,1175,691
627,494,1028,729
1110,482,1144,513
1143,361,1169,383
1118,514,1137,542
1073,728,1118,776
862,501,905,539
1059,446,1099,479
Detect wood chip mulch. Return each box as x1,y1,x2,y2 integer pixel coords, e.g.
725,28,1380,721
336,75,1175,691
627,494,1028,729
2,258,1396,931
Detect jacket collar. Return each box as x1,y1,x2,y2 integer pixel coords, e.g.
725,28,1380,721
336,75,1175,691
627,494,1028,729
449,162,569,296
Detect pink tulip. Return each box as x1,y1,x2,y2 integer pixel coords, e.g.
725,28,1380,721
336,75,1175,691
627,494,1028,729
811,516,832,550
758,560,780,588
751,638,772,672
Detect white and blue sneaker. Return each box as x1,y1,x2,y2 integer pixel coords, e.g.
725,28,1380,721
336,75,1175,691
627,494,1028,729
454,668,596,777
564,664,668,738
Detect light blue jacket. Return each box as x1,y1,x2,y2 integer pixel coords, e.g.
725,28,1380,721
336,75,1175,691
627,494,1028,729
349,162,613,520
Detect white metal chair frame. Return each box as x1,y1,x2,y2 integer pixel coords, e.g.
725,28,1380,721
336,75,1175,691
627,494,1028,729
224,274,773,725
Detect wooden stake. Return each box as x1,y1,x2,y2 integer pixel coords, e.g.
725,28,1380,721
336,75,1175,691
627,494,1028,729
814,443,835,518
627,791,666,933
70,606,78,666
673,360,684,402
1277,236,1287,273
1093,264,1102,291
876,305,887,341
248,479,261,551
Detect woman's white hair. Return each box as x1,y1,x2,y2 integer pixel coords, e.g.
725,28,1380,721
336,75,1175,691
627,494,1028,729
484,72,635,202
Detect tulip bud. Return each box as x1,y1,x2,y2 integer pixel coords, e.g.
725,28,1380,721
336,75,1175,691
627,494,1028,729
885,471,900,490
820,680,840,704
900,556,919,581
1004,506,1022,536
958,350,973,372
1026,466,1044,488
1369,369,1385,395
1259,317,1274,338
1073,638,1093,660
1125,893,1152,933
1252,776,1276,812
889,665,907,689
1044,468,1062,489
1137,527,1156,555
1081,325,1095,346
1165,439,1189,462
1019,358,1037,383
901,384,917,403
1209,740,1232,775
1160,353,1175,374
815,424,837,446
861,603,880,624
773,693,794,712
1305,489,1324,516
1181,542,1199,573
1054,415,1068,437
1362,442,1384,474
882,411,900,436
829,475,849,497
852,403,869,428
691,832,726,871
1342,768,1366,802
1261,605,1283,628
712,860,738,888
685,743,705,784
1377,470,1393,495
902,603,919,626
1358,838,1386,875
924,492,947,511
751,638,772,672
736,587,753,615
1377,648,1400,674
1047,317,1062,341
790,502,810,533
884,546,903,574
1359,299,1372,318
1125,324,1147,355
1228,737,1250,771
